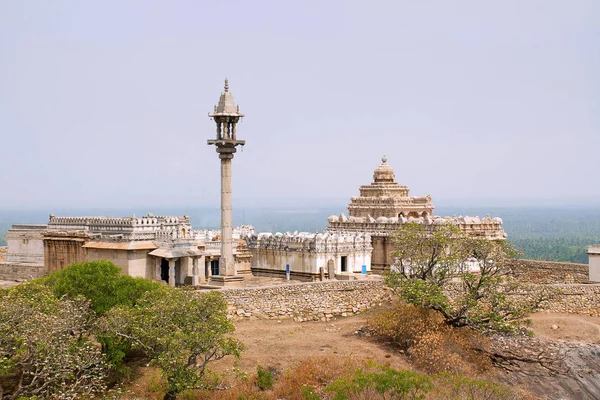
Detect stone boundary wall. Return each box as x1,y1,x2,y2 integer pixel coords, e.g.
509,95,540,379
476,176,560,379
444,281,600,316
0,262,45,281
506,259,589,284
218,280,393,321
539,284,600,316
219,279,600,322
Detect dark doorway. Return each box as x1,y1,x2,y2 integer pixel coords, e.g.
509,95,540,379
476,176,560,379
211,259,220,276
160,258,169,282
341,256,348,273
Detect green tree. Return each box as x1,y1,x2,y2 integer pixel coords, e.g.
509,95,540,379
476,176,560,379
385,223,550,333
0,282,108,399
97,287,243,399
45,259,160,315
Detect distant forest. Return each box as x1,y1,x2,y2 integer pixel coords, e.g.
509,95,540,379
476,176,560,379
1,206,599,264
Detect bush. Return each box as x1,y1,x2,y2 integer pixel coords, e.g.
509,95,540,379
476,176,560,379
326,365,433,400
45,260,160,315
97,288,244,399
369,304,491,375
256,365,275,391
0,282,109,399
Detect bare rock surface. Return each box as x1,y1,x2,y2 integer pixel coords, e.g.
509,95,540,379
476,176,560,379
493,314,600,400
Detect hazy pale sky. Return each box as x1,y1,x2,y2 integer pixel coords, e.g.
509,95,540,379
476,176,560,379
1,0,598,210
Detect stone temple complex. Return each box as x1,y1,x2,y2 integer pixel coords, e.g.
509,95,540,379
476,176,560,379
0,81,509,284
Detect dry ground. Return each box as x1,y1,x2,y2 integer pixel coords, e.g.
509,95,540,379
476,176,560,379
124,310,600,399
529,312,600,344
219,309,410,376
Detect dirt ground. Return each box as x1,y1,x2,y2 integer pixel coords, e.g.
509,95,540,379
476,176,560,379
528,312,600,344
214,308,410,375
217,310,600,376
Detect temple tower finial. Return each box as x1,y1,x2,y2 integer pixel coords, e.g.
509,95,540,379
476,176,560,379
224,78,229,92
382,155,387,164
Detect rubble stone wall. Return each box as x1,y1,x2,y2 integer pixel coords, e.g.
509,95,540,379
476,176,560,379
506,259,589,284
0,262,45,281
220,277,600,322
219,280,393,321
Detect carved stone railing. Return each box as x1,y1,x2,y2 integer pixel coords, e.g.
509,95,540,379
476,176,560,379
246,232,373,254
327,213,505,239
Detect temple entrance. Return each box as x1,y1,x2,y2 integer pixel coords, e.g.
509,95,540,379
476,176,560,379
341,256,348,272
210,259,220,276
160,258,169,282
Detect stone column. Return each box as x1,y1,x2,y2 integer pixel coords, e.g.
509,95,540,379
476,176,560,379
155,258,161,280
199,256,206,283
168,259,176,287
220,153,235,276
192,257,199,286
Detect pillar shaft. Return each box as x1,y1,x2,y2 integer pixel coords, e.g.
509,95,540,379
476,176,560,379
168,259,176,287
192,257,199,286
220,155,234,276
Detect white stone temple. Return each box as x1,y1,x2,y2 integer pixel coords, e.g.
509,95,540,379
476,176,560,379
0,214,251,285
246,231,373,281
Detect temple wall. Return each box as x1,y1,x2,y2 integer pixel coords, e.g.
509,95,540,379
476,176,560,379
0,262,45,281
6,225,46,264
371,236,393,273
84,248,150,278
247,232,373,280
250,248,370,280
44,235,89,272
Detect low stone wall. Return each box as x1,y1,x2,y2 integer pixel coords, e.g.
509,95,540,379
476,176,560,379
540,284,600,316
444,281,600,317
219,280,393,321
505,259,589,284
0,262,45,281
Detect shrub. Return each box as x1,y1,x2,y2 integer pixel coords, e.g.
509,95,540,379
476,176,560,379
97,288,244,399
45,260,160,315
369,304,491,375
326,365,432,400
0,282,109,399
256,365,275,391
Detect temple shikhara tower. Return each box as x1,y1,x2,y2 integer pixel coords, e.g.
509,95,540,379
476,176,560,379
207,79,246,286
327,157,506,273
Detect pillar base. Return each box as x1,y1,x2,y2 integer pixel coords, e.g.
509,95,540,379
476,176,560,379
208,275,245,287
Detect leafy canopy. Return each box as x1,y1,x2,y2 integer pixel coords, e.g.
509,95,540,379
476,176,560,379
386,222,550,334
45,259,160,315
97,287,243,398
0,282,108,399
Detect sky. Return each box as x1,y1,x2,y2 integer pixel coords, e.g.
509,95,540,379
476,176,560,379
0,0,598,211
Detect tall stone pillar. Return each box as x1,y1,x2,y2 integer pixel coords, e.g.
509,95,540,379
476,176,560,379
220,154,234,276
207,79,246,287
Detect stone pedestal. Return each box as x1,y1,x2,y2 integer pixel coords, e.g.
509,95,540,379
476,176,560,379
208,275,245,287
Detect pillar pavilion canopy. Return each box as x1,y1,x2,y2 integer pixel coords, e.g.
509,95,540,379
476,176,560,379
209,78,244,118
